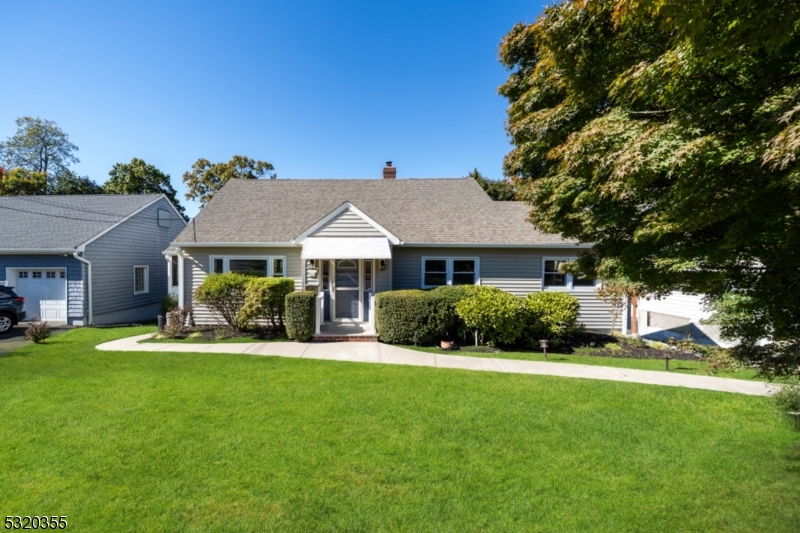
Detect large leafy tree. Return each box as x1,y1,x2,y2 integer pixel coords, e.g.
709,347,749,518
183,155,275,207
499,0,800,376
0,117,79,177
48,169,103,195
105,158,187,219
0,167,47,195
468,169,517,201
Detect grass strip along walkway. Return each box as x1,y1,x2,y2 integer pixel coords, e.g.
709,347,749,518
2,327,799,532
98,333,777,396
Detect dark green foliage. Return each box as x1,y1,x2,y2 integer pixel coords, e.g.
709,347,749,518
182,155,276,207
48,169,103,194
159,293,179,317
467,168,517,201
375,287,475,345
524,292,581,346
105,158,186,219
239,277,295,328
499,0,800,376
285,291,315,341
24,318,51,343
193,273,250,333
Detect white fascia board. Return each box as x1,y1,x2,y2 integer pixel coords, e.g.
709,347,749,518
78,196,179,249
399,242,593,249
0,249,77,255
173,242,300,248
293,201,401,245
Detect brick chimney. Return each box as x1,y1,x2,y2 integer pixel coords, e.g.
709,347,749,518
382,161,396,179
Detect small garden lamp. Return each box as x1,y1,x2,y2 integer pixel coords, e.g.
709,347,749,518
539,339,549,360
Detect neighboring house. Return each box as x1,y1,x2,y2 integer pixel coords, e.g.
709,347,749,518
0,194,186,325
631,292,732,346
169,163,617,333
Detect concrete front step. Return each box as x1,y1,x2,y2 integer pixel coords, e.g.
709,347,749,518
312,334,379,343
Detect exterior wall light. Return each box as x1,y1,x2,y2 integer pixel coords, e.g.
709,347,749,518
379,260,386,271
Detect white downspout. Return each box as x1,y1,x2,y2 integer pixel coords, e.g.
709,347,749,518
176,247,185,309
72,250,93,325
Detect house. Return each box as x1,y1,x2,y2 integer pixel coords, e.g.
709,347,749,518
630,292,731,346
0,194,186,325
169,163,617,335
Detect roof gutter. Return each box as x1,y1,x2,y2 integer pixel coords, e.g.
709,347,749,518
72,248,93,326
0,249,77,255
172,242,300,248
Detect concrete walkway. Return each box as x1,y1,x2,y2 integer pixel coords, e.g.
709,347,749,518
96,334,779,397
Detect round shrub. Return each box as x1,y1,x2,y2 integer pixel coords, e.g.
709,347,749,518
285,291,316,341
193,273,250,333
455,286,526,347
238,277,296,328
25,318,51,344
524,291,581,346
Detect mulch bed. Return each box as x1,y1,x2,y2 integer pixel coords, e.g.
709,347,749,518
165,326,285,341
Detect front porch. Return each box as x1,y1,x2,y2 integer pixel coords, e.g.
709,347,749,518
312,322,378,342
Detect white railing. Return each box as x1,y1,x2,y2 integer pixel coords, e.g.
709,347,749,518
368,291,375,333
315,291,324,334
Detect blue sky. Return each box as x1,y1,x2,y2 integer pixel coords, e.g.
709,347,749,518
1,1,544,218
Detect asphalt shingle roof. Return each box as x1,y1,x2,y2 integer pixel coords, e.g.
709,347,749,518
0,194,164,251
174,178,575,246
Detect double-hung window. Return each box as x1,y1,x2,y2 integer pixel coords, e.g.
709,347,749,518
421,257,480,288
134,266,150,295
209,256,287,277
543,258,596,290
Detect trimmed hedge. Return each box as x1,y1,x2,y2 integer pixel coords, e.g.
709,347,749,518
375,286,475,345
286,291,316,341
524,291,581,345
239,277,296,328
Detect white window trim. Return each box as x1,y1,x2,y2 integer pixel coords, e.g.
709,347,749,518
420,257,481,288
208,255,288,277
542,257,597,291
133,265,150,295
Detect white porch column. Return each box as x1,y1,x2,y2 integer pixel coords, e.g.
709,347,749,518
177,251,185,309
315,291,323,334
369,291,375,332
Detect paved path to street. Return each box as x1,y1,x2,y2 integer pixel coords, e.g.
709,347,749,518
97,334,779,397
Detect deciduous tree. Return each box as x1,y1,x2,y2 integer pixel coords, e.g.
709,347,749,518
468,169,517,201
105,158,186,218
0,117,79,177
183,155,275,207
499,0,800,375
0,167,47,195
48,169,103,195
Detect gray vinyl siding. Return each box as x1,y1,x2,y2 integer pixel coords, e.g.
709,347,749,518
84,198,186,321
375,259,391,293
0,254,85,323
392,246,616,332
182,246,302,325
311,209,385,237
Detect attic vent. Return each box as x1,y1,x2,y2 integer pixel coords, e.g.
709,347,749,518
158,209,171,228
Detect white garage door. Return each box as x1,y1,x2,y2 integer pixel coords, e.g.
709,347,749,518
13,269,67,322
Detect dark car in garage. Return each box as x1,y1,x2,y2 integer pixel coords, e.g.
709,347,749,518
0,287,26,334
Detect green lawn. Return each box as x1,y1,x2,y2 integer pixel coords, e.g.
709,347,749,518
403,345,766,381
1,327,798,532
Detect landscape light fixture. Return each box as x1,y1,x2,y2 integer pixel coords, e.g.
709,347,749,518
539,339,549,360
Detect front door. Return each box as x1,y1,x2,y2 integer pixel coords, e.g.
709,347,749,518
333,259,360,321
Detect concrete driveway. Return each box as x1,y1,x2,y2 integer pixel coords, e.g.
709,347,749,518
0,324,72,355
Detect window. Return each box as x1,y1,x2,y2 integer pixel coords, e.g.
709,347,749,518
18,271,28,279
171,256,179,287
32,272,42,279
60,271,66,279
322,260,330,290
421,257,479,288
543,258,596,289
273,258,284,277
46,271,56,278
209,256,287,277
134,266,150,295
158,209,171,228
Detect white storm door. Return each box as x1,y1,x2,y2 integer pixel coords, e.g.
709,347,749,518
332,259,361,322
